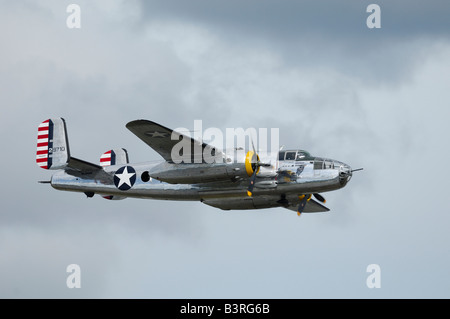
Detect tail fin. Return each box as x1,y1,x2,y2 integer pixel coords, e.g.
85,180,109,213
99,149,129,200
99,148,129,167
36,118,70,170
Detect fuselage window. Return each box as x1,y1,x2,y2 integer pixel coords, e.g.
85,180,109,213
314,160,324,170
285,152,296,160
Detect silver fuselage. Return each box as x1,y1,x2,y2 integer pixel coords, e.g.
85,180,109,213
50,157,352,203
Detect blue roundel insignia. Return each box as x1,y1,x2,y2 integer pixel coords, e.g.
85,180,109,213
114,166,136,191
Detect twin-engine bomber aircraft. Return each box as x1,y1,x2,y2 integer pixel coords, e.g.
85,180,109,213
36,118,361,216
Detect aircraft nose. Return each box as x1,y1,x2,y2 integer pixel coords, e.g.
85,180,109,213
338,162,352,186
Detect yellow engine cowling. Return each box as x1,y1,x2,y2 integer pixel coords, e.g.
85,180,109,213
245,151,260,177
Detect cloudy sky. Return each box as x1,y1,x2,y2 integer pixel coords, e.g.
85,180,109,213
1,0,450,298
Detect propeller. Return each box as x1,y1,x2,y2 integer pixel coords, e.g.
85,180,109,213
246,140,272,197
297,194,312,216
296,193,326,216
247,168,257,197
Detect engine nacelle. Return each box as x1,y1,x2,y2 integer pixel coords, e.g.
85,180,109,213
148,161,249,184
244,150,277,178
147,150,276,184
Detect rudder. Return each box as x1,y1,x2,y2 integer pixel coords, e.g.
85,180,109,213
99,148,129,167
36,118,70,170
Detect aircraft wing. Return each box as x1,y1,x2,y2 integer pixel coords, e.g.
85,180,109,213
126,120,223,163
202,195,330,213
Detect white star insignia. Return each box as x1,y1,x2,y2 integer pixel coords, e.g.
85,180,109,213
146,131,168,138
115,166,136,188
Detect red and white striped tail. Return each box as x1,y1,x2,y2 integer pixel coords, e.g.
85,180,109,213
100,150,112,167
36,119,50,169
99,148,129,167
35,118,69,170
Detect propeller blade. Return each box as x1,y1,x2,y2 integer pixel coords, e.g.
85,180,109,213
246,138,273,195
251,152,258,171
247,169,257,197
247,138,259,196
297,194,311,216
313,193,326,203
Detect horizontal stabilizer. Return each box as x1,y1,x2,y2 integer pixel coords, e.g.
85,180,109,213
67,157,103,174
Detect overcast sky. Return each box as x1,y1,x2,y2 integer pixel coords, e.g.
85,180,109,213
1,0,450,298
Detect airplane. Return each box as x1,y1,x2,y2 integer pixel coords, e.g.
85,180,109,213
36,118,361,216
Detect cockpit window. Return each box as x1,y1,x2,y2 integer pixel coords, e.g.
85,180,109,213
279,150,313,161
296,152,306,160
285,151,296,160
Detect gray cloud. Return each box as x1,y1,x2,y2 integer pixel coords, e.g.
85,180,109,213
138,0,450,39
138,0,450,84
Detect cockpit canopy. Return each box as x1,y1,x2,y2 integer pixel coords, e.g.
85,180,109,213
278,150,313,161
278,150,347,171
